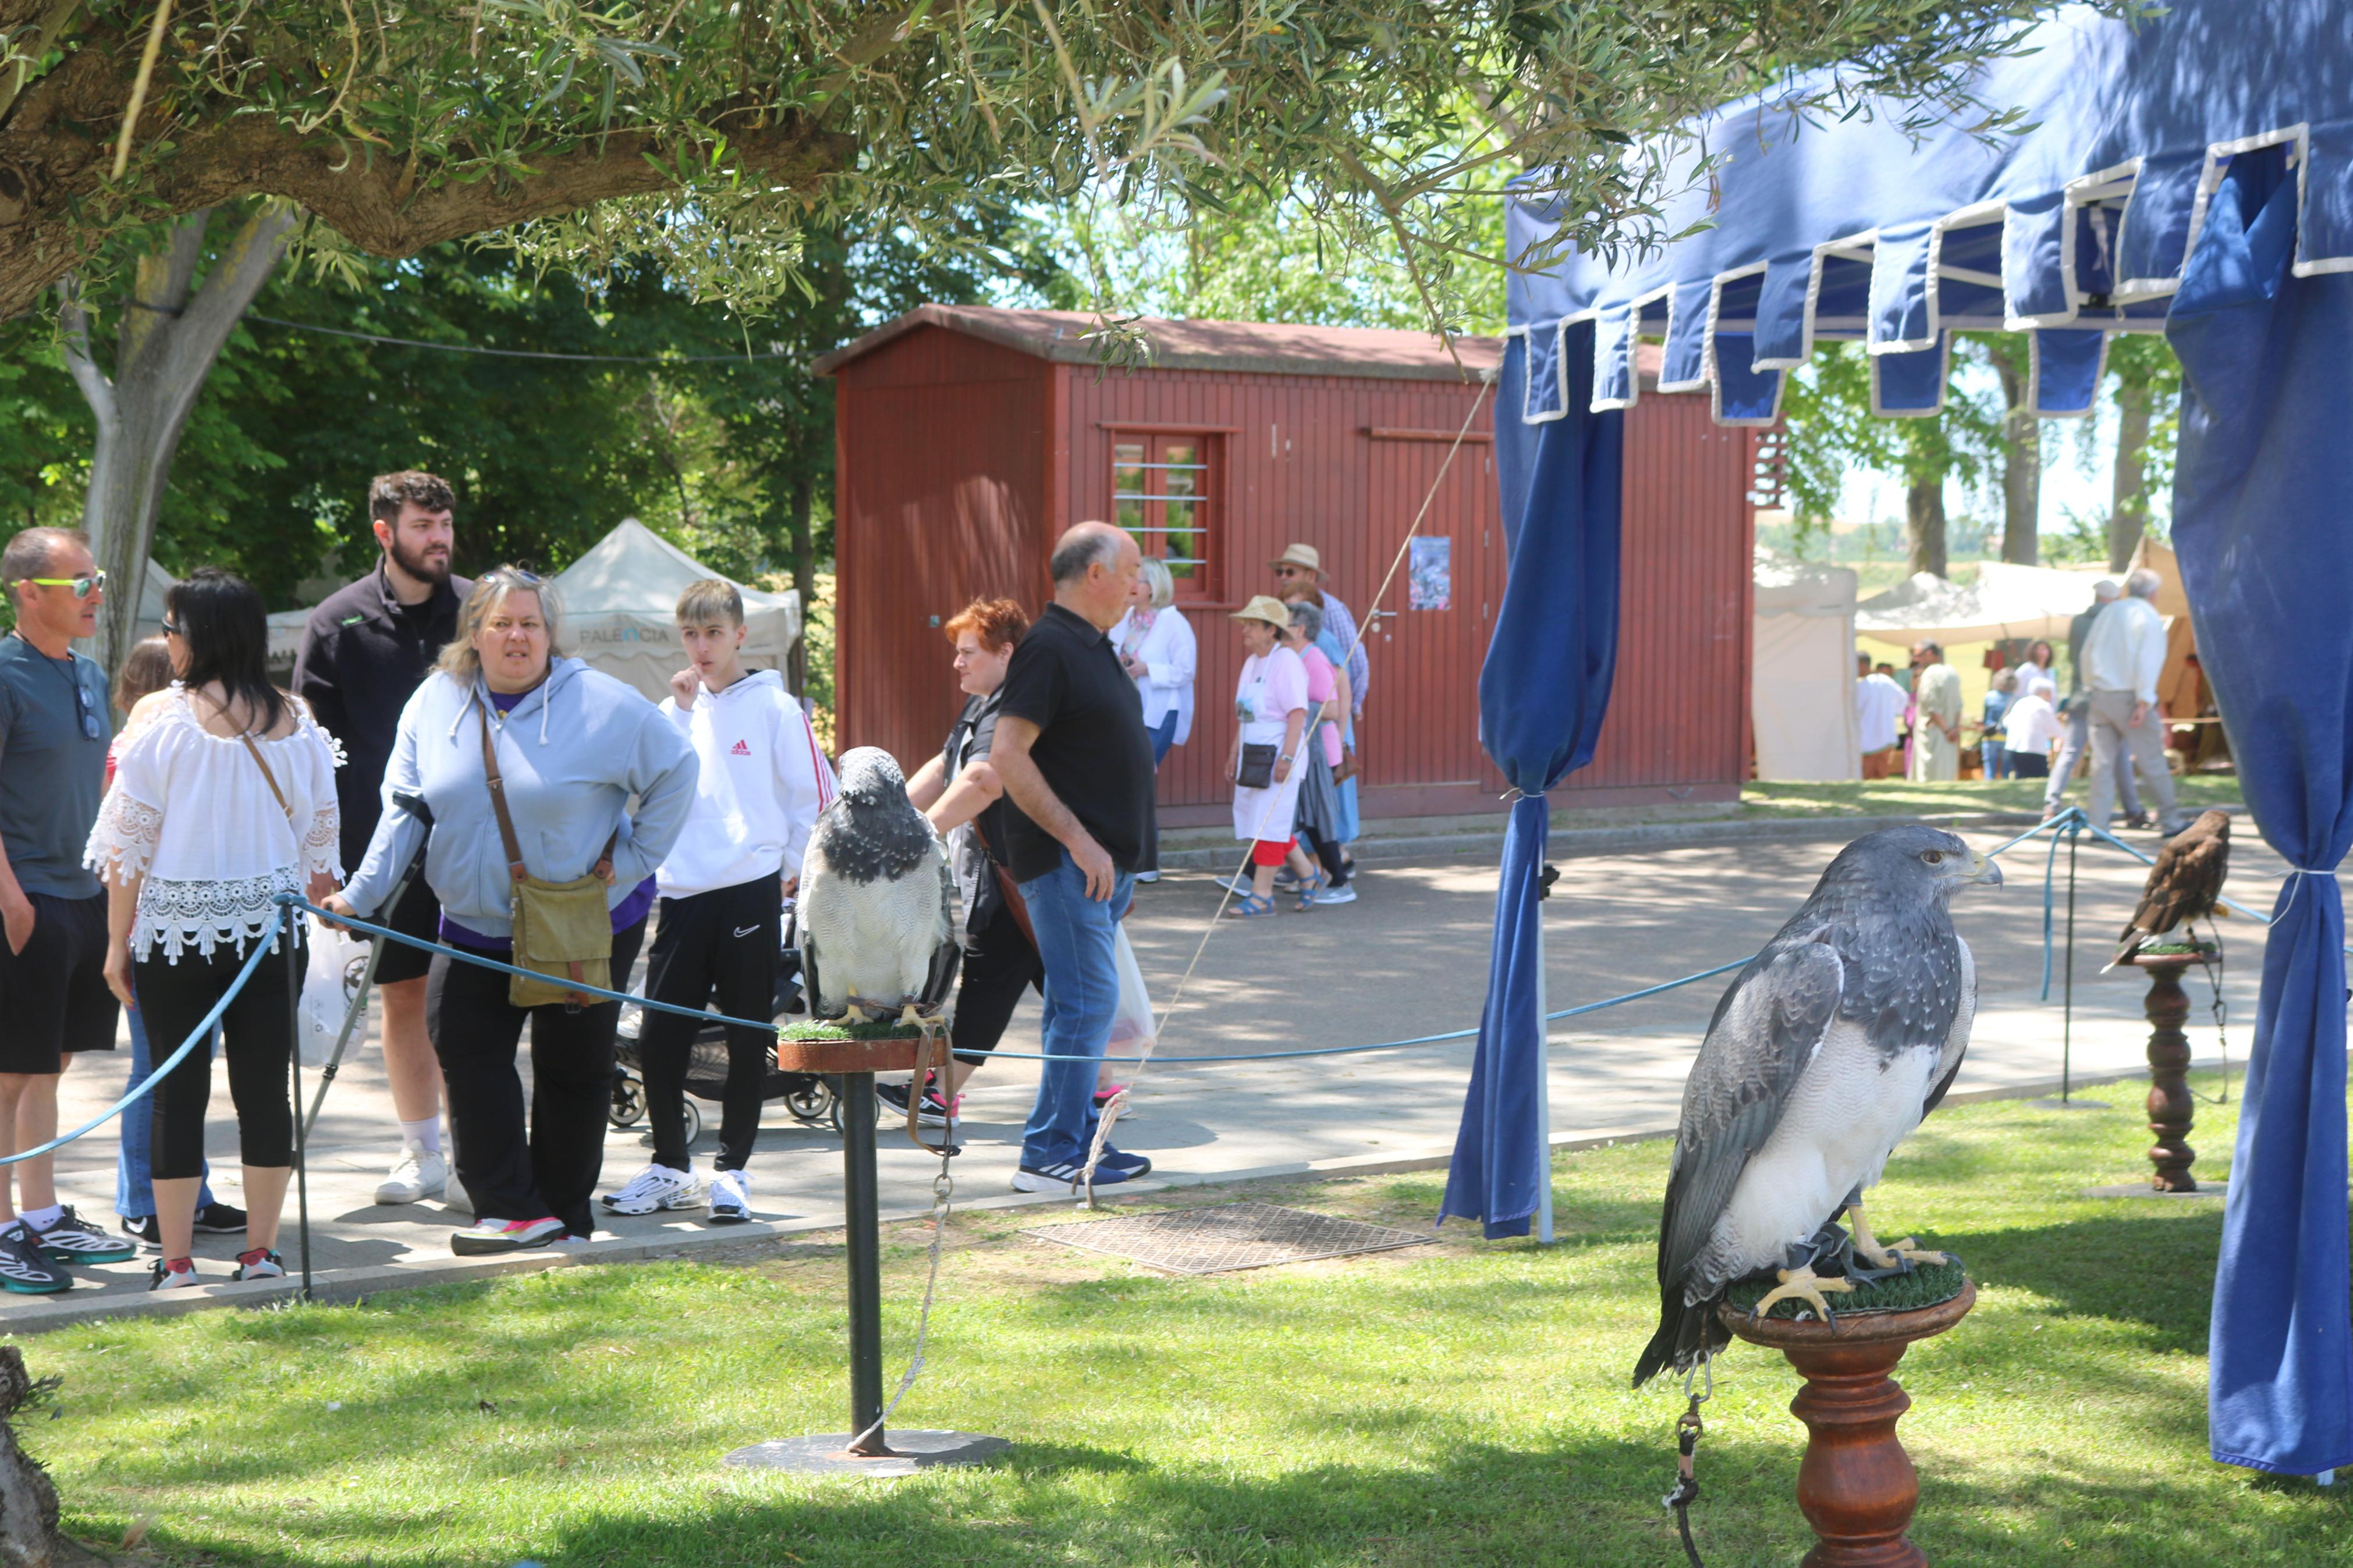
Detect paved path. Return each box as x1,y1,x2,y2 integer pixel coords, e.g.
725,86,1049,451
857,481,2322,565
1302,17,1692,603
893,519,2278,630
13,819,2276,1325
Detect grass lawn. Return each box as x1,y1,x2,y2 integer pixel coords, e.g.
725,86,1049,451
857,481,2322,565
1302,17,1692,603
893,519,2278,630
1737,774,2246,821
24,1073,2346,1566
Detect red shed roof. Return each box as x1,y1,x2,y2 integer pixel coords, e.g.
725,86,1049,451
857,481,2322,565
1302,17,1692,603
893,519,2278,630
812,304,1506,383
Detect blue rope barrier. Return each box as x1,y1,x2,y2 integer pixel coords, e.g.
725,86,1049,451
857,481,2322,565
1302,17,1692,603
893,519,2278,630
0,930,280,1167
282,813,2280,1076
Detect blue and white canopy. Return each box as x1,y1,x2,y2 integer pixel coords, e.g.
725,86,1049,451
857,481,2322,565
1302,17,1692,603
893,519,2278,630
1506,0,2353,426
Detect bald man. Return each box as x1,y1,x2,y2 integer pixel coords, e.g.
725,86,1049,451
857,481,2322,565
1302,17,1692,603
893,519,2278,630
982,522,1159,1192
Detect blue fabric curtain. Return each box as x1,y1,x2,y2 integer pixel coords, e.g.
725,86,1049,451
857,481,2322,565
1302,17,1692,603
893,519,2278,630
2169,145,2353,1477
1438,323,1624,1237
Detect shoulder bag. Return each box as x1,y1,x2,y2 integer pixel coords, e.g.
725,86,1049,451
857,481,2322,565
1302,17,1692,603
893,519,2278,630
479,702,619,1010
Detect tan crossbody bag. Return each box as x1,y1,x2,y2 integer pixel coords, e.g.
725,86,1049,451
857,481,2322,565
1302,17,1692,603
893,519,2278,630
478,702,618,1010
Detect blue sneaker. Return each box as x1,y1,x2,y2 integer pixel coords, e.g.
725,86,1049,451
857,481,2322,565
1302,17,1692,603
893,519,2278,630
1093,1149,1154,1182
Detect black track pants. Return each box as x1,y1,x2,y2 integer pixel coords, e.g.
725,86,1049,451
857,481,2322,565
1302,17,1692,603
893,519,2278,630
950,897,1045,1068
426,918,646,1239
639,875,781,1172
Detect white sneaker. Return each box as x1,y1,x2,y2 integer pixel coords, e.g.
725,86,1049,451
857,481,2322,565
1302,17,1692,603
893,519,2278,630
375,1148,450,1205
599,1163,705,1215
708,1168,752,1224
1311,883,1357,905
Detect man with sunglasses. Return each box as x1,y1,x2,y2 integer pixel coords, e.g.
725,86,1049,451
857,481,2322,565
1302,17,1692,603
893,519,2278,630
295,472,473,1209
0,527,139,1291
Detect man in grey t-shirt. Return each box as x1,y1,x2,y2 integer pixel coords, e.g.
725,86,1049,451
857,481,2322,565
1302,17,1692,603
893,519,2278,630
0,527,139,1287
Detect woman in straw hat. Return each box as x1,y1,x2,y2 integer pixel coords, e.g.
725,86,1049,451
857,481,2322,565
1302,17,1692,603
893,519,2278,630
1226,595,1309,918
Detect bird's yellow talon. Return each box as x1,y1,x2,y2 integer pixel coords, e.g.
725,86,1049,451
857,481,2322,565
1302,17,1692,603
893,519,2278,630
1747,1265,1856,1321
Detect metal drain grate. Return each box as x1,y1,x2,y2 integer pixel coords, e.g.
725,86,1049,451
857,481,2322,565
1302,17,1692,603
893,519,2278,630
1030,1202,1435,1276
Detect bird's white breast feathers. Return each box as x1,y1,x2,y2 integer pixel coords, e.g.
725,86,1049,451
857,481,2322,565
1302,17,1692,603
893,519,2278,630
800,838,953,1008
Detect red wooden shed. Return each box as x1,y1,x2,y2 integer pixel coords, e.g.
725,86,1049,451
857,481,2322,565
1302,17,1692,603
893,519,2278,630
815,306,1756,828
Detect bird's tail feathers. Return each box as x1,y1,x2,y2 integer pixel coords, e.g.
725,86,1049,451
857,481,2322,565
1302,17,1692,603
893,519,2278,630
1632,1282,1729,1389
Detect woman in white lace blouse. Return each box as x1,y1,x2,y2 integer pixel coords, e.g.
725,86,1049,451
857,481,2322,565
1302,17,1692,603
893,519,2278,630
84,570,342,1292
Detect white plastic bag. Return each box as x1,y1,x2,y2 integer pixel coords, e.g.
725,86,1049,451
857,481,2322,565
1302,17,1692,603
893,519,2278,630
1107,924,1155,1053
296,915,374,1068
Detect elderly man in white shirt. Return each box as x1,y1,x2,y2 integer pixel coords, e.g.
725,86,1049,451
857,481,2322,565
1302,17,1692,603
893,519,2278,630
2080,567,2185,834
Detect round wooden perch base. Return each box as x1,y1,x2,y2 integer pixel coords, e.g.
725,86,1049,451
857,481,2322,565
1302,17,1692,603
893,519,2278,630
773,1026,924,1074
1721,1281,1977,1568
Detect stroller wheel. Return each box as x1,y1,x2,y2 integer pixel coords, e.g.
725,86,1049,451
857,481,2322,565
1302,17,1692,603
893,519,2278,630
682,1096,705,1147
826,1083,883,1135
783,1080,831,1125
609,1068,646,1129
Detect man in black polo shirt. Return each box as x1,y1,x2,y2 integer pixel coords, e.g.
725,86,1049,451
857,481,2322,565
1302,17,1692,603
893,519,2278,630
294,471,473,1206
989,521,1158,1192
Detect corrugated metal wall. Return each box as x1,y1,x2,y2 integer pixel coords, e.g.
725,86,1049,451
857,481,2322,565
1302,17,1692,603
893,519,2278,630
832,323,1753,819
834,330,1053,769
1574,399,1756,800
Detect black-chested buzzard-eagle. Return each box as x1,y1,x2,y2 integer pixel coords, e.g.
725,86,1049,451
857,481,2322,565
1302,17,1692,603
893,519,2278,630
1632,824,2001,1388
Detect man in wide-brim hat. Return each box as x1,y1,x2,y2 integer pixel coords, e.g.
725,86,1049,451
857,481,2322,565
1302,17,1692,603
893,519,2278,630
1267,543,1367,717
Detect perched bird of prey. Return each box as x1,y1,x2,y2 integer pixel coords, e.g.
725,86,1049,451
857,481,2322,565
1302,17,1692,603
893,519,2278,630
797,748,960,1030
2109,808,2232,970
1633,825,2001,1388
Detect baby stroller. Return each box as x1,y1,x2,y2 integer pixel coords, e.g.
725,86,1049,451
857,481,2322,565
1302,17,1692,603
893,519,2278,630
607,909,869,1141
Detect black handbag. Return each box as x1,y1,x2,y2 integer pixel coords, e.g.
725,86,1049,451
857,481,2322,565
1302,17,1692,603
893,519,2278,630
1235,742,1278,790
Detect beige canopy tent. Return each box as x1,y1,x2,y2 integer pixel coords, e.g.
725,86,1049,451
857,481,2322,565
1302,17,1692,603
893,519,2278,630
547,518,803,703
1854,561,2110,648
1752,562,1861,781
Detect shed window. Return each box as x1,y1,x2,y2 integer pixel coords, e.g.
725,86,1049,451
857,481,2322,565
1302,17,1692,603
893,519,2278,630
1112,435,1213,599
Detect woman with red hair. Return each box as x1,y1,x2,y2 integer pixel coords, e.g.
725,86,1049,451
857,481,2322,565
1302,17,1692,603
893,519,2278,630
892,598,1041,1126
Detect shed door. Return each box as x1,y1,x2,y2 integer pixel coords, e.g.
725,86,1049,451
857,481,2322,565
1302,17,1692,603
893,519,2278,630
1360,434,1504,797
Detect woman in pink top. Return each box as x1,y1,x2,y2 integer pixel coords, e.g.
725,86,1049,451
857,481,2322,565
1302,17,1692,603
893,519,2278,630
1280,600,1351,908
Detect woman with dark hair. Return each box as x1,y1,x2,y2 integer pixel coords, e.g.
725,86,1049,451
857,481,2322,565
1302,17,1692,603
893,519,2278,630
86,570,342,1290
325,567,697,1253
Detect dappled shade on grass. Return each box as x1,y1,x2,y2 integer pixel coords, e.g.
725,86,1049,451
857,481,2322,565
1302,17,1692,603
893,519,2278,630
27,1073,2348,1567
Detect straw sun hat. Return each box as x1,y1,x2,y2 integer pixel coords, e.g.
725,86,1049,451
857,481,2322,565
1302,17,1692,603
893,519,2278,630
1230,594,1293,628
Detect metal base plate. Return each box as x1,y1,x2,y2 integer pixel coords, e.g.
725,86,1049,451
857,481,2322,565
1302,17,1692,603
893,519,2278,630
2029,1098,2110,1111
722,1430,1010,1477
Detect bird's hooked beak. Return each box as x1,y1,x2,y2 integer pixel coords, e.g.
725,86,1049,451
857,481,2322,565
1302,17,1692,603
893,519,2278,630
1964,848,2002,888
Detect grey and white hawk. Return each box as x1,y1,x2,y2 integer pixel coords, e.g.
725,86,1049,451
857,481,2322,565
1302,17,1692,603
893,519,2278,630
797,748,960,1030
1632,825,2001,1388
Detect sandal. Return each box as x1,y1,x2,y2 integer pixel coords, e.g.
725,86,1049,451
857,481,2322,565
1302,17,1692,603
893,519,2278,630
1226,893,1277,918
1294,869,1328,911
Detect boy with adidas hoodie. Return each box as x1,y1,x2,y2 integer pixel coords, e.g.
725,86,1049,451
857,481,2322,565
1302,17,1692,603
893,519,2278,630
600,581,835,1225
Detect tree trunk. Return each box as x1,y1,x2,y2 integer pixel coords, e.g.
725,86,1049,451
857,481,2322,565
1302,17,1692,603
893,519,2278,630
785,471,815,699
0,1344,109,1567
1906,479,1947,579
2109,373,2154,571
1990,348,2041,564
60,204,297,671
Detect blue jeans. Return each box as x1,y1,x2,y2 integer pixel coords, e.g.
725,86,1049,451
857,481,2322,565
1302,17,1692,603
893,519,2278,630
116,997,217,1220
1149,709,1180,767
1017,851,1137,1170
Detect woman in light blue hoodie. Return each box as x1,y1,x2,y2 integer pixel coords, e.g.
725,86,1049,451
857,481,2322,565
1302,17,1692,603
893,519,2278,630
328,567,696,1254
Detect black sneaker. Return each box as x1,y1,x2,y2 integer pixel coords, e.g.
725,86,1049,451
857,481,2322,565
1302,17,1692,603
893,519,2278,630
31,1205,136,1264
193,1201,249,1234
0,1225,70,1294
120,1214,161,1247
877,1079,955,1128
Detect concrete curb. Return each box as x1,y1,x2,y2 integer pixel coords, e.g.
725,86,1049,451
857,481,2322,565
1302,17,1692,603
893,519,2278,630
0,1057,2218,1334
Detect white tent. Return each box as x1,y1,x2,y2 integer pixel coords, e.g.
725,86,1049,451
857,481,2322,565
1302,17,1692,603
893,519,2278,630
1752,562,1860,781
548,518,803,703
1854,562,2108,648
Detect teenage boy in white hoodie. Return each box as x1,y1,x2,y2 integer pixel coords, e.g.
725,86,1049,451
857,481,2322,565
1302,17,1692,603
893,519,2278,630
601,581,835,1223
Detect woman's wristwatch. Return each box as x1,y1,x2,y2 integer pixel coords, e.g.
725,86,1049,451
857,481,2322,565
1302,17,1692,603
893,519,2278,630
1279,752,1294,762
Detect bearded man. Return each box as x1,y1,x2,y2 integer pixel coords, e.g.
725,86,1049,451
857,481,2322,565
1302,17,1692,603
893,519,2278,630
293,471,473,1207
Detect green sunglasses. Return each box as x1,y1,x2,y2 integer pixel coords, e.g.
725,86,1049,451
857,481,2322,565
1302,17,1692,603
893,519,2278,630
23,571,107,599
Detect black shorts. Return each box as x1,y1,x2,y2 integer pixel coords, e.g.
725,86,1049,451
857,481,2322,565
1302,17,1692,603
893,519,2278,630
373,875,444,986
0,891,119,1074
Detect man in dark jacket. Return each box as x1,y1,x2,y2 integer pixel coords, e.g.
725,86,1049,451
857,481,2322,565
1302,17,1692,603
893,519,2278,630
293,472,472,1207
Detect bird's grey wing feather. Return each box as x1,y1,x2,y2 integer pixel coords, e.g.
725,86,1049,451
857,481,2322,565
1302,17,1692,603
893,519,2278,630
1657,939,1844,1296
1920,934,1975,1118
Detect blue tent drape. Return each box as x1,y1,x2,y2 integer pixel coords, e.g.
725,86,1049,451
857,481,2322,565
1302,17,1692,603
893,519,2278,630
2169,147,2353,1477
1438,321,1623,1238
